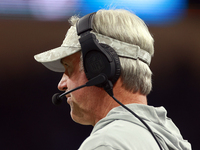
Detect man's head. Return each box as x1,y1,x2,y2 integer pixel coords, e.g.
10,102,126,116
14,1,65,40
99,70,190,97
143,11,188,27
34,9,154,125
35,9,154,94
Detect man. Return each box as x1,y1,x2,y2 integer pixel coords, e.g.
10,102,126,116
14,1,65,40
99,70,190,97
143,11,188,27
34,9,191,150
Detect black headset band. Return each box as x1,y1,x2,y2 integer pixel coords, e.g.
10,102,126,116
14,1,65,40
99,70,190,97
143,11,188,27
76,12,121,86
76,12,96,36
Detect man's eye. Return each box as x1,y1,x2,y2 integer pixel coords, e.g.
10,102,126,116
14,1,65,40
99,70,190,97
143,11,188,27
63,63,69,67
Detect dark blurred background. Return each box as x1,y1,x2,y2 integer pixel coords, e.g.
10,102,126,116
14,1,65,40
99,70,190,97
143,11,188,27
0,0,199,149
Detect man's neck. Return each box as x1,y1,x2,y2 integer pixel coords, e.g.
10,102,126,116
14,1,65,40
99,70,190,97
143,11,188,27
112,79,147,105
92,80,147,126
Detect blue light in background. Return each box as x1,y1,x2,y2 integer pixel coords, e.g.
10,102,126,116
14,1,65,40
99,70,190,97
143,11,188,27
79,0,188,25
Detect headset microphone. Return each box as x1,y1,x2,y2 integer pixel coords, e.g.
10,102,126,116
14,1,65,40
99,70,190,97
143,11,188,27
52,74,107,105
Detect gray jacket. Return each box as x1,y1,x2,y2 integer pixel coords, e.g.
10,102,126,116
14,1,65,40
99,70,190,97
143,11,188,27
79,104,191,150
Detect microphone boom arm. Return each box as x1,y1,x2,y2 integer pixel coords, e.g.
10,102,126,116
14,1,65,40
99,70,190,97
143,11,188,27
52,74,107,105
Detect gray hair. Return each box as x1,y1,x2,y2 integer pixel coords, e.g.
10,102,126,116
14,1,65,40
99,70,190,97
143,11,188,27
69,9,154,95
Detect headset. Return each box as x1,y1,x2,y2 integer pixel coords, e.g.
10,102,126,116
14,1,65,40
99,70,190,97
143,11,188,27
76,12,121,88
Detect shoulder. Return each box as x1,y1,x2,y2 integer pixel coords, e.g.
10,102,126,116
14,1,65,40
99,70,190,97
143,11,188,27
79,120,159,150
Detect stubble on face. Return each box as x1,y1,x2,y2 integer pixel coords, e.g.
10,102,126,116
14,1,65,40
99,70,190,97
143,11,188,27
61,52,109,126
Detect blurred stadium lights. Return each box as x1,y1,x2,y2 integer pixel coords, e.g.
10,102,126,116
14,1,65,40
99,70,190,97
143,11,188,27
28,0,79,20
0,0,188,25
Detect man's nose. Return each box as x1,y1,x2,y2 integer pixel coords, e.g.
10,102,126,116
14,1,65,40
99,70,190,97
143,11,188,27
58,73,68,91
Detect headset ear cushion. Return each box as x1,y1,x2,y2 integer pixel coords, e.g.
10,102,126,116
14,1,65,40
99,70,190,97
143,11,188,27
99,43,121,85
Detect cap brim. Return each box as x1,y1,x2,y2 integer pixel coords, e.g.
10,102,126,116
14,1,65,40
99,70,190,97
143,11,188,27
34,46,81,72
